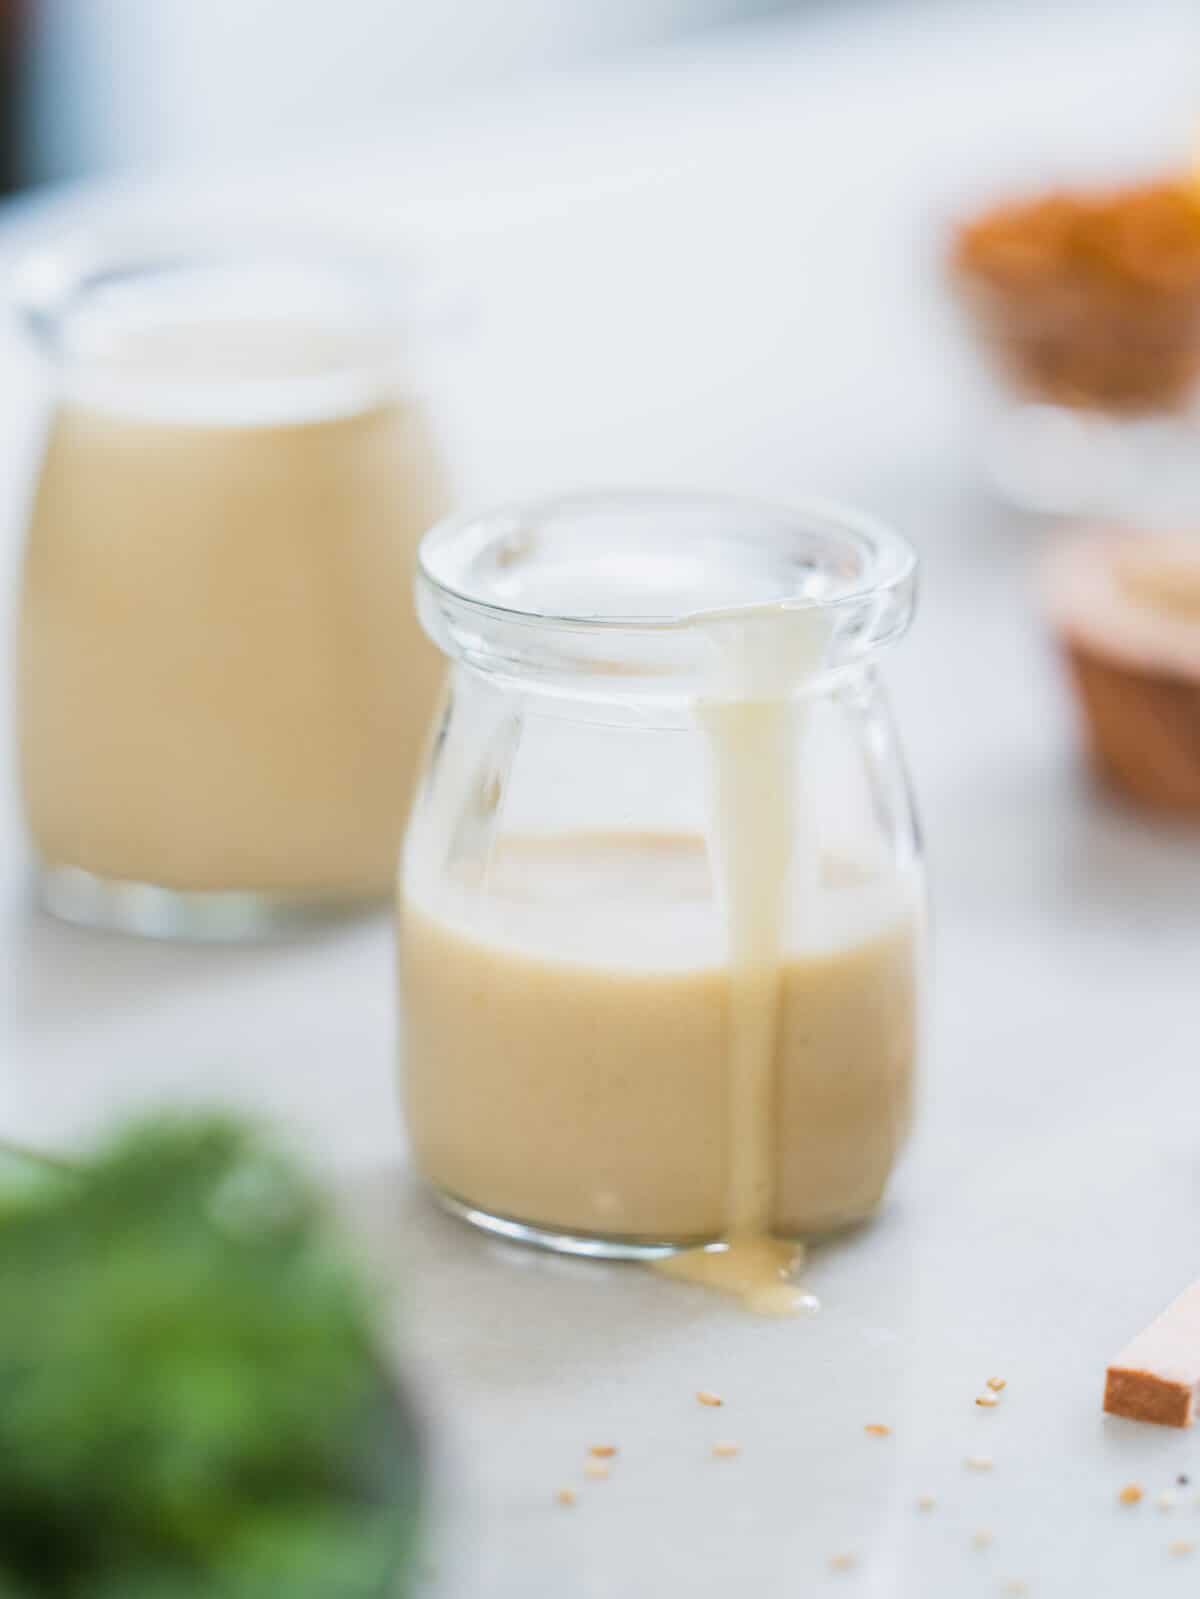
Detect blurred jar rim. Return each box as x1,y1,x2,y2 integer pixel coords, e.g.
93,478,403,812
9,218,458,421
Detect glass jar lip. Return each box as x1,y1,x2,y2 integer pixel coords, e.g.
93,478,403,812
9,221,446,424
417,490,917,706
9,219,436,369
418,488,917,632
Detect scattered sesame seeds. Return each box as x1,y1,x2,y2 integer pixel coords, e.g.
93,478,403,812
555,1488,577,1508
1169,1539,1196,1557
965,1455,994,1472
916,1494,937,1512
712,1441,742,1459
987,1377,1007,1393
696,1390,723,1408
829,1554,857,1573
589,1445,618,1458
971,1530,994,1550
864,1423,891,1437
1158,1491,1179,1512
1118,1483,1144,1506
584,1462,610,1481
976,1394,1000,1408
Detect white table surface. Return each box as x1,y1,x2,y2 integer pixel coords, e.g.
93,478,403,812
6,3,1200,1595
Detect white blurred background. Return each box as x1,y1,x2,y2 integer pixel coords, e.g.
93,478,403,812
8,7,1200,1597
15,0,793,184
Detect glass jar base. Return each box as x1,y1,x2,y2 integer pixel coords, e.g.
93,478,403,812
432,1187,718,1261
37,862,384,943
431,1186,876,1261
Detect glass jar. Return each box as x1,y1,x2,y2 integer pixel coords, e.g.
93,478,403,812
15,233,453,938
399,491,923,1262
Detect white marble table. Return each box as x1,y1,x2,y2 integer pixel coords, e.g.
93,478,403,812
5,2,1200,1594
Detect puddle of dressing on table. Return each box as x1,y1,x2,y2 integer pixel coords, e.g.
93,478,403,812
652,605,829,1316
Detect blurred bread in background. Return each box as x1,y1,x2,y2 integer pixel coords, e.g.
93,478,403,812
953,180,1200,416
1045,531,1200,813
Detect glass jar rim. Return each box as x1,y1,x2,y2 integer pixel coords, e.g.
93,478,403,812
419,488,916,630
15,223,403,334
9,222,443,422
417,490,917,704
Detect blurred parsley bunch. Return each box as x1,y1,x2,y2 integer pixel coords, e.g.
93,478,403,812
0,1117,422,1599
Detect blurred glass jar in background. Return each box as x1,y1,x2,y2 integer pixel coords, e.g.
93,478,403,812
14,236,453,938
952,179,1200,518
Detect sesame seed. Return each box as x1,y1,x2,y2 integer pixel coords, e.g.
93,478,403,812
972,1529,994,1550
555,1488,577,1508
976,1394,1000,1408
965,1455,994,1472
1118,1483,1143,1506
589,1445,618,1458
829,1553,856,1573
584,1462,610,1481
987,1377,1007,1393
1169,1539,1196,1557
1002,1582,1029,1596
864,1423,891,1437
712,1441,741,1458
696,1390,723,1407
916,1494,936,1512
1178,1473,1190,1487
1159,1491,1179,1512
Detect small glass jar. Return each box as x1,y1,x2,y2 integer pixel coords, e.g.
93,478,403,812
15,232,453,939
399,491,924,1258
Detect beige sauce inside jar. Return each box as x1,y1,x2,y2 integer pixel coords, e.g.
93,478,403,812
401,604,918,1309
